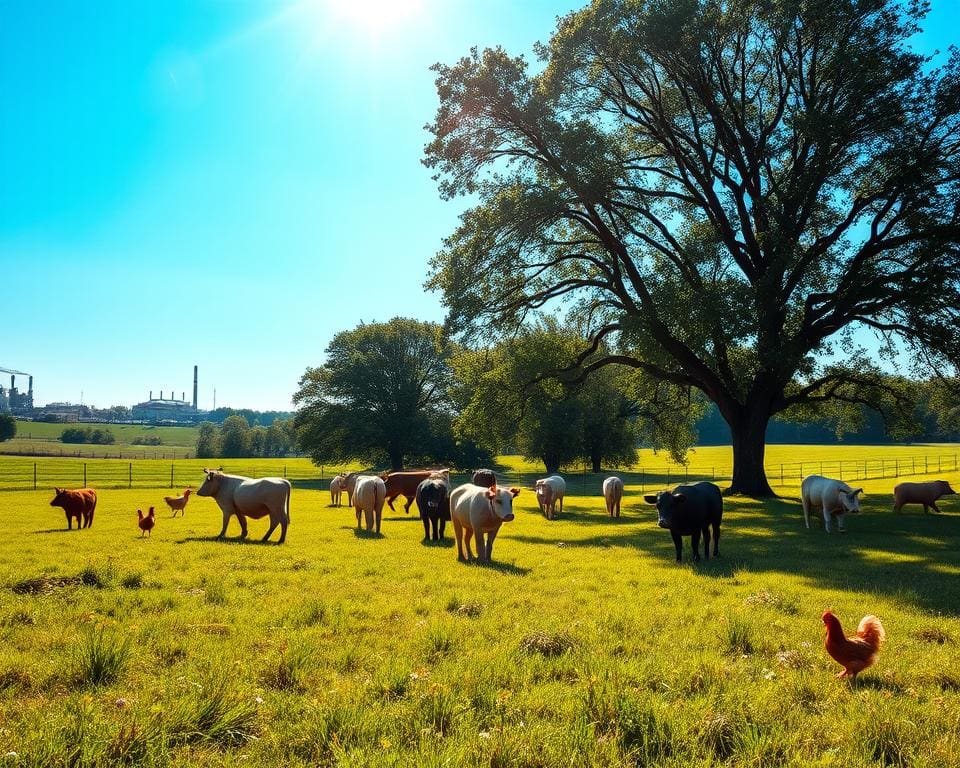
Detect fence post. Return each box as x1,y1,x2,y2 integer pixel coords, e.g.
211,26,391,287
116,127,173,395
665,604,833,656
170,464,174,489
780,464,784,484
938,455,941,472
83,463,87,486
895,459,899,478
284,466,287,479
34,462,37,490
129,463,132,489
640,470,645,492
925,456,928,474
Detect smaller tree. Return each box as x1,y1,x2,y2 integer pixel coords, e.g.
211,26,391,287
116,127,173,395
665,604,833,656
249,425,268,457
264,419,294,457
0,413,15,442
195,421,220,459
220,415,251,458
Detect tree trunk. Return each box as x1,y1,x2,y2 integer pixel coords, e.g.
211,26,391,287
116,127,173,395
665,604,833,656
543,455,560,474
591,453,602,474
388,447,404,471
727,408,775,497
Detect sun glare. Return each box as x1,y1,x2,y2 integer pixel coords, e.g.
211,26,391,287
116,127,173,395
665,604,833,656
323,0,425,36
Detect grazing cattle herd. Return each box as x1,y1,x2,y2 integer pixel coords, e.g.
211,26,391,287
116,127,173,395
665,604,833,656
44,467,955,565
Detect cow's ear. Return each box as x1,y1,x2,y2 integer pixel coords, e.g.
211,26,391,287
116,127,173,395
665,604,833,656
486,486,498,499
851,488,863,496
672,493,686,503
510,487,520,497
202,468,208,474
643,494,658,505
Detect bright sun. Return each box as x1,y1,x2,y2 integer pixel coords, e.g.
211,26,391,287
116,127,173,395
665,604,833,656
323,0,425,36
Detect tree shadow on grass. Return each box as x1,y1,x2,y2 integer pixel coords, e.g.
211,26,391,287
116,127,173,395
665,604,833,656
516,497,960,615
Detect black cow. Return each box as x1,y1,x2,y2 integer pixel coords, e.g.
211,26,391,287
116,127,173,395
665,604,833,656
416,476,450,541
471,469,497,488
644,482,722,563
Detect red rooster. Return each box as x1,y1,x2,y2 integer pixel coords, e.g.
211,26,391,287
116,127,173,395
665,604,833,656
137,507,156,537
164,488,192,517
822,610,885,680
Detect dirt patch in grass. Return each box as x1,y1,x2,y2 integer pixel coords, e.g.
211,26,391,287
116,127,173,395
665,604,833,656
520,630,576,657
11,575,83,595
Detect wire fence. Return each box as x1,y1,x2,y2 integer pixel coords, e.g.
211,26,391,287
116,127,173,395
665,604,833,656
0,451,957,493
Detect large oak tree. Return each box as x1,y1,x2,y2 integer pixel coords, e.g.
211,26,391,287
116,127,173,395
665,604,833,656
425,0,960,495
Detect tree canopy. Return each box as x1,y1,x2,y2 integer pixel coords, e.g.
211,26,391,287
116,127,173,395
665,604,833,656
294,318,469,470
425,0,960,495
0,413,15,442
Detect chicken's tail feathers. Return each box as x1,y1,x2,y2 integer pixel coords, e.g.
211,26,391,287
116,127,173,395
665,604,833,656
857,615,885,649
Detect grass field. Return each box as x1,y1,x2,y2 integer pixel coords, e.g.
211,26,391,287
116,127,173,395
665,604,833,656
1,421,199,460
1,451,959,766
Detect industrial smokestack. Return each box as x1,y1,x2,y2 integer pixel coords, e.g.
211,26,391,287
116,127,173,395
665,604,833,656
28,376,33,394
193,366,198,409
150,390,153,400
160,391,164,400
9,375,13,391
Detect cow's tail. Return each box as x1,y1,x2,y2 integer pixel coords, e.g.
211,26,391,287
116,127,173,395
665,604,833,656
285,480,292,523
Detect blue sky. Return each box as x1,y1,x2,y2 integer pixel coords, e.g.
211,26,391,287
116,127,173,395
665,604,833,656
1,0,957,411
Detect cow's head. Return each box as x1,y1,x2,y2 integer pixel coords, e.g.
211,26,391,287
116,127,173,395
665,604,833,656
486,485,516,522
839,487,863,514
50,488,67,507
196,469,223,497
938,480,957,495
644,490,685,529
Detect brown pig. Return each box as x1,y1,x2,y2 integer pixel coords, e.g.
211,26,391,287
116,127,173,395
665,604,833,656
893,480,955,513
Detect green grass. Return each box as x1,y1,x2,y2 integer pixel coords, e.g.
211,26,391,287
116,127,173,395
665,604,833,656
2,420,200,459
0,452,958,766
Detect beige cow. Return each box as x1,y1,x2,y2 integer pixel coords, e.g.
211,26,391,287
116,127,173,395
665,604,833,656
450,483,519,563
535,475,566,520
602,476,624,517
330,474,346,507
196,469,291,543
353,475,386,534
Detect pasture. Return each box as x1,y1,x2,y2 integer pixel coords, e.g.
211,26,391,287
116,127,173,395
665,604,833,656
1,455,959,767
1,422,199,460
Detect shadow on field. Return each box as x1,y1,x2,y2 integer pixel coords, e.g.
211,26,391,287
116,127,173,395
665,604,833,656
420,537,455,549
455,559,531,576
175,535,282,546
350,528,385,540
31,528,77,535
514,496,960,615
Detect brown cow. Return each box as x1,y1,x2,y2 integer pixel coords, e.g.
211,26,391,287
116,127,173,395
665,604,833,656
893,480,955,513
50,488,97,529
381,469,450,514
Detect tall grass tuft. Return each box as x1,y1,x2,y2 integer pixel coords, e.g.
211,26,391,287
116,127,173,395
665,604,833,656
262,643,315,692
168,676,259,748
720,614,755,655
519,630,576,657
73,626,131,687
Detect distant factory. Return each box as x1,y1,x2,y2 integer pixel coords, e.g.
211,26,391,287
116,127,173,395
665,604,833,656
0,367,34,414
130,365,203,423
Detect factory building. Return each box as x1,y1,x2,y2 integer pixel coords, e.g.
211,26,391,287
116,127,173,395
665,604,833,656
131,365,203,423
0,368,34,414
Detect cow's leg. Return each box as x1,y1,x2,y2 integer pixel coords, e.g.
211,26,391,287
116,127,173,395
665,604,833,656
217,510,231,539
671,530,683,562
822,506,832,533
802,496,811,529
375,506,382,534
701,526,710,560
712,522,721,557
236,514,249,539
364,507,374,532
355,506,362,529
454,520,466,562
485,529,498,562
278,512,288,544
262,516,279,543
386,494,398,513
475,530,487,563
464,527,475,561
65,512,72,530
438,518,446,540
838,513,846,532
932,502,942,513
691,530,702,562
422,515,431,540
404,496,414,514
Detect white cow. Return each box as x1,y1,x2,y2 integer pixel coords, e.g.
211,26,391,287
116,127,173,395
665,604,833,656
329,474,346,507
353,475,386,534
535,475,566,520
801,475,863,533
342,472,361,506
196,469,291,543
602,476,624,518
450,483,519,563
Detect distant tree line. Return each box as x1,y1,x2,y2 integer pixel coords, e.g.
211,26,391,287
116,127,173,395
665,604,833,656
294,318,960,474
202,408,293,427
60,427,116,445
195,416,296,459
